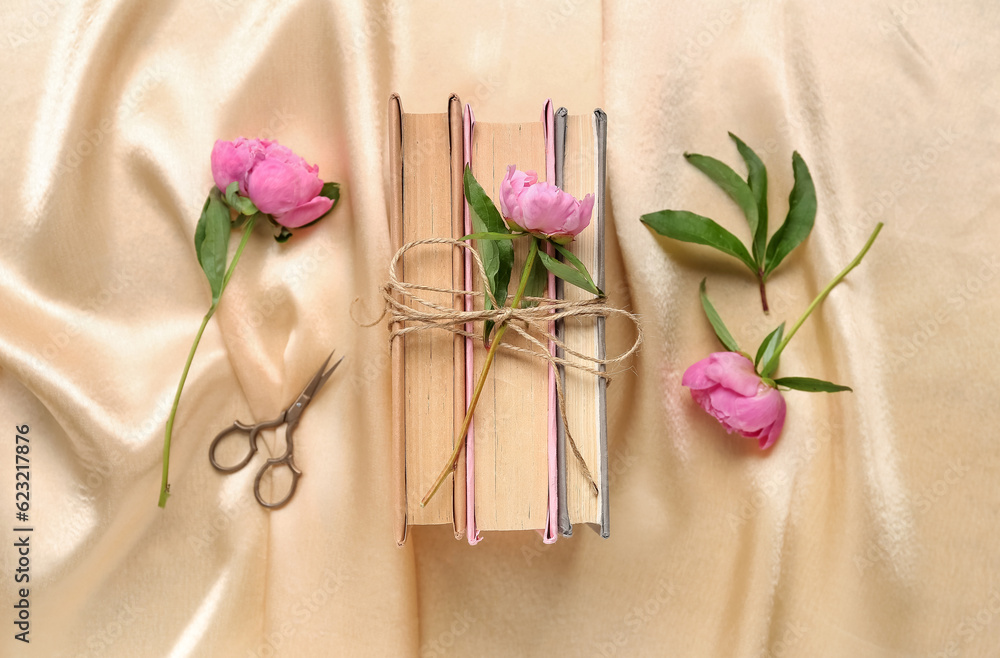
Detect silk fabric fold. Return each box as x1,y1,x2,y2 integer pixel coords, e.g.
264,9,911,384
1,1,998,655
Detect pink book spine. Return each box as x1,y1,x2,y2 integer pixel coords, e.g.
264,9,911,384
463,103,481,545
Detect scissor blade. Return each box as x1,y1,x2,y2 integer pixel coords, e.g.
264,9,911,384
315,354,345,394
297,351,343,404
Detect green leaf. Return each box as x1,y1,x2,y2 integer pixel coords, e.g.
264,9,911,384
764,152,816,277
552,242,604,297
729,133,768,265
538,251,601,296
521,251,549,308
460,232,522,241
698,279,740,352
194,188,231,303
224,181,259,216
464,166,514,342
319,181,341,204
684,152,759,257
754,322,784,378
641,210,756,273
773,377,852,393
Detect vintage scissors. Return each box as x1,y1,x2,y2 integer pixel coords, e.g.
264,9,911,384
209,351,343,509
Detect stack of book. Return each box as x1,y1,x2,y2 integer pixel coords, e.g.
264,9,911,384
388,94,609,546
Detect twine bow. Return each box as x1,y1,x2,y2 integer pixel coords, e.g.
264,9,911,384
380,237,643,494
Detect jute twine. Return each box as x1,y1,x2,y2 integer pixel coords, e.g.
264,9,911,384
374,237,643,496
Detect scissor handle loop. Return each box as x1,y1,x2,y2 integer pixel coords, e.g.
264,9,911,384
208,416,284,472
253,455,302,509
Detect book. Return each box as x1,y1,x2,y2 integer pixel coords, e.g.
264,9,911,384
388,95,608,544
388,94,466,546
555,108,609,537
463,101,557,539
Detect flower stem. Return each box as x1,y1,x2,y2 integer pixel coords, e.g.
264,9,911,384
158,214,256,508
762,222,883,376
421,237,540,507
222,213,257,290
758,272,769,313
159,304,215,507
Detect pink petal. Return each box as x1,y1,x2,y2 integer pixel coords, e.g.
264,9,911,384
728,385,786,434
703,386,743,424
705,352,760,397
569,194,595,236
757,399,786,449
519,182,578,235
681,356,715,390
247,159,323,216
274,196,334,228
499,166,538,222
211,139,255,196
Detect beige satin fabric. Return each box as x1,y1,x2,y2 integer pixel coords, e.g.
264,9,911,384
1,1,997,656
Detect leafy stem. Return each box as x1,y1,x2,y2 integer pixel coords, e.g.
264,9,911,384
641,134,816,312
158,213,256,508
420,237,541,508
760,222,883,377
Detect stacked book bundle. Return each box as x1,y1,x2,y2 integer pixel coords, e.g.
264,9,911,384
388,95,609,546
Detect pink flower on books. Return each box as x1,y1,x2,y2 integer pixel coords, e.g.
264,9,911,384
211,138,334,228
499,165,594,240
682,352,786,449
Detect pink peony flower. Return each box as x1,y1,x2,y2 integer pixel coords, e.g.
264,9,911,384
498,165,594,239
210,138,333,228
681,352,786,449
210,137,266,197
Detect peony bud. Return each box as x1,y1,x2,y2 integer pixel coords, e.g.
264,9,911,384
211,138,333,229
498,165,593,240
682,351,786,449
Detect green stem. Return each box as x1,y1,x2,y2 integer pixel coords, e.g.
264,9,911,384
421,237,540,507
158,304,215,507
758,271,769,313
158,214,256,508
761,222,883,377
222,214,257,290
